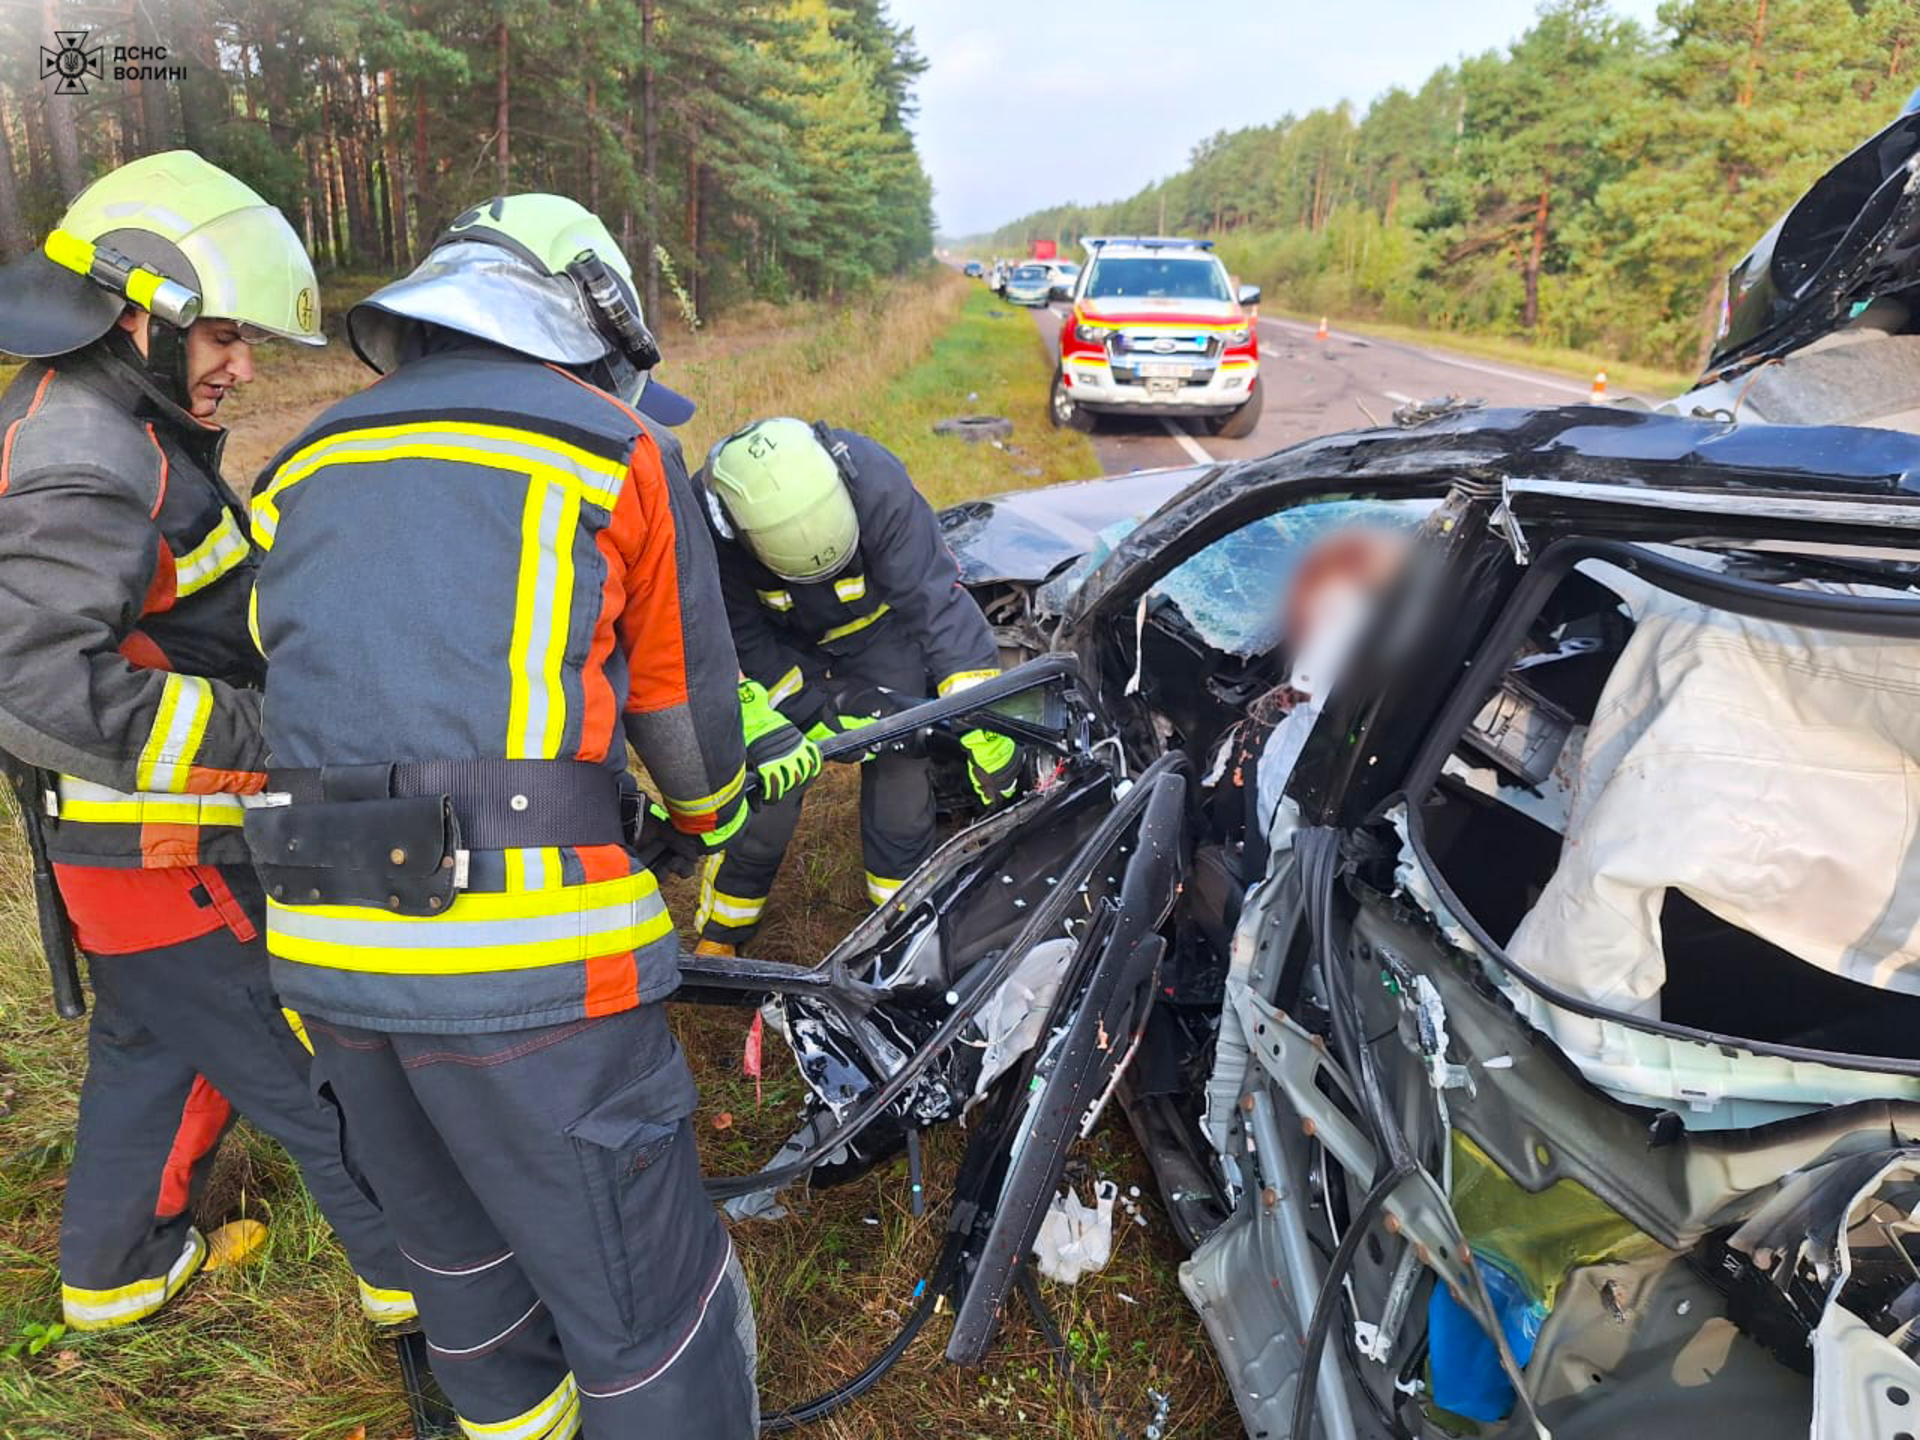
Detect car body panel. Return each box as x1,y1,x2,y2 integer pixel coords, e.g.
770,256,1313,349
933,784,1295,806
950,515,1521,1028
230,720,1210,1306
1708,110,1920,380
938,465,1207,586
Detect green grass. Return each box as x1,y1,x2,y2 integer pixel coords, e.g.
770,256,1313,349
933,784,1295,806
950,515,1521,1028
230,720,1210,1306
845,283,1097,510
0,275,1237,1440
1271,306,1695,401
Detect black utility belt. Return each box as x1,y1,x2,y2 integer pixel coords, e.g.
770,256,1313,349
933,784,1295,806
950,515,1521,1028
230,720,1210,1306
244,759,630,915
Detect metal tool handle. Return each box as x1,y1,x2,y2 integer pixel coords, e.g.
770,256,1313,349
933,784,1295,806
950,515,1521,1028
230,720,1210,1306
2,756,84,1019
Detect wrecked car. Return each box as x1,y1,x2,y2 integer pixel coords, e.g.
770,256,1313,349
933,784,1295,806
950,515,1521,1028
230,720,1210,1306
675,403,1920,1438
670,110,1920,1439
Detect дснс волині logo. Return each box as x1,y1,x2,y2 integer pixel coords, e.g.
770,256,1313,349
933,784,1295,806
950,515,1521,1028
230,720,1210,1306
41,30,103,95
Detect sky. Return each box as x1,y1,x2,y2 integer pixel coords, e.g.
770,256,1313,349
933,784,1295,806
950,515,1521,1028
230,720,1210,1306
892,0,1667,238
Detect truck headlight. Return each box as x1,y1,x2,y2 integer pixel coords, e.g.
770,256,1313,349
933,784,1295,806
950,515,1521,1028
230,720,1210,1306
1225,327,1251,346
1074,321,1113,343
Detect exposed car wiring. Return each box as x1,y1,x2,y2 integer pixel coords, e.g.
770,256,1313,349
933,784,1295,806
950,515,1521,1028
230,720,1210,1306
759,1237,962,1432
1291,827,1419,1440
760,764,1186,1429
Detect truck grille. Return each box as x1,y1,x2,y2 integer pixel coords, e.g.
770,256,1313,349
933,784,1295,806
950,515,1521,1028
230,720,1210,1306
1106,331,1222,386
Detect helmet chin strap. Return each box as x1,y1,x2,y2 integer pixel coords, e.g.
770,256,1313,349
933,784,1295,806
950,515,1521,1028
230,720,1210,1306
104,319,196,417
579,353,645,408
144,316,194,411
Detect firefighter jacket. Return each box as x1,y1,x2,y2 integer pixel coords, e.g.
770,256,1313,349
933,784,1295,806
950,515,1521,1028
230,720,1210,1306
0,344,267,873
249,343,749,1034
700,428,999,726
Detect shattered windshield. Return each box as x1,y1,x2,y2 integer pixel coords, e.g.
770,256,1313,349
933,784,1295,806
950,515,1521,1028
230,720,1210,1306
1042,497,1435,656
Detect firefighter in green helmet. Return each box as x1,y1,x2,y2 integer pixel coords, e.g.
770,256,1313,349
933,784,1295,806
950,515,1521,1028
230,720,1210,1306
692,417,1021,955
0,152,412,1333
247,192,811,1438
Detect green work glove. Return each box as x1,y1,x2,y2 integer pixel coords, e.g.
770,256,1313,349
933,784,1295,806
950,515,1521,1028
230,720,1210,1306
804,689,885,762
639,799,709,873
961,728,1021,809
804,708,879,745
740,679,822,804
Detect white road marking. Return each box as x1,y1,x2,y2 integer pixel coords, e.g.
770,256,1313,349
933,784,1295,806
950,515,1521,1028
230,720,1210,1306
1259,344,1281,357
1383,390,1416,405
1260,317,1591,397
1159,419,1217,465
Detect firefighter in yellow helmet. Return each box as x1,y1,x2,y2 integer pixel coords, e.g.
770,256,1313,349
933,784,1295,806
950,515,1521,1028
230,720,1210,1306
692,418,1020,953
0,153,412,1333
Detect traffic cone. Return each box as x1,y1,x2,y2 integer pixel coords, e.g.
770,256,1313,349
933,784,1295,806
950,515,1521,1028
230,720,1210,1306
1316,315,1329,341
1591,369,1608,402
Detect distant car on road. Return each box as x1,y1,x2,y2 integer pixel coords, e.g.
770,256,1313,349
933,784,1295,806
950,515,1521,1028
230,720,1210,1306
963,259,984,278
1050,236,1262,438
1043,260,1079,301
1004,263,1054,307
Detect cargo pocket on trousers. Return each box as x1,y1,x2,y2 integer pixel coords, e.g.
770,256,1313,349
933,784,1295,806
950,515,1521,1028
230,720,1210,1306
564,1044,702,1335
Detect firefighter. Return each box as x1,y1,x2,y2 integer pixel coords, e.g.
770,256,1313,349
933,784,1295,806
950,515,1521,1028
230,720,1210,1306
692,418,1020,955
247,195,810,1439
0,152,411,1331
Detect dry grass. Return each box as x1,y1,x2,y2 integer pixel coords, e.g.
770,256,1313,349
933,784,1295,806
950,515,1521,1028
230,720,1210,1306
0,274,1239,1437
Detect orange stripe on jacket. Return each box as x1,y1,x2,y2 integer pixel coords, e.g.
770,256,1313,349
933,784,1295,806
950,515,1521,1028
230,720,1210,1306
577,845,640,1014
541,366,694,719
143,544,178,616
140,822,201,867
0,369,55,497
614,428,695,717
142,424,170,518
119,629,171,671
580,517,629,763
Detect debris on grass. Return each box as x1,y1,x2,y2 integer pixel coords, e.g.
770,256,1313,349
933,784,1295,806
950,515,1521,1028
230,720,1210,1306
205,1217,270,1271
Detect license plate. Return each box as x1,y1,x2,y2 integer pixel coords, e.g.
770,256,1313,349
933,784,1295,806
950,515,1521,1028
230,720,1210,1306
1145,378,1181,398
1139,362,1192,380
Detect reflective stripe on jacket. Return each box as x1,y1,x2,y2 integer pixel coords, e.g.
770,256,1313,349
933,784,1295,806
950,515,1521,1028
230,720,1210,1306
250,345,748,1034
0,348,268,874
700,428,999,729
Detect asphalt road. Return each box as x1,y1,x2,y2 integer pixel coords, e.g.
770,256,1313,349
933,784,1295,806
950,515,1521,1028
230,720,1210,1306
1026,301,1606,475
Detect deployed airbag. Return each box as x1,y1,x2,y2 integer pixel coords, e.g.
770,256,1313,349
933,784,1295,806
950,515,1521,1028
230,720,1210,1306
1508,572,1920,1015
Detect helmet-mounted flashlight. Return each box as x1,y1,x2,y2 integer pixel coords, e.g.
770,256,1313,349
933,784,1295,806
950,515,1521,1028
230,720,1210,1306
44,227,202,330
565,250,662,372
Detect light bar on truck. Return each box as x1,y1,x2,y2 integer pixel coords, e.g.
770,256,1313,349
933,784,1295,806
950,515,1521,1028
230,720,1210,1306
1081,235,1214,252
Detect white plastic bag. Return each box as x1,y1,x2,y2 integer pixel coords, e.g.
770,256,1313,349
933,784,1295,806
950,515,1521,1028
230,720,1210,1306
1031,1179,1118,1284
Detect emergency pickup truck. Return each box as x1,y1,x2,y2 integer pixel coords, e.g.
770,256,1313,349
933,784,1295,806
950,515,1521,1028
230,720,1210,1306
1049,236,1262,437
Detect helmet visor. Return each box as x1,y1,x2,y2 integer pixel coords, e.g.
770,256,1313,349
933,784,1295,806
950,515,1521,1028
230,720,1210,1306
173,205,323,345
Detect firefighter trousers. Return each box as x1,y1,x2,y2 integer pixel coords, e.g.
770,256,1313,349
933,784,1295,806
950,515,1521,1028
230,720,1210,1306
699,637,936,943
59,920,407,1330
307,1003,758,1440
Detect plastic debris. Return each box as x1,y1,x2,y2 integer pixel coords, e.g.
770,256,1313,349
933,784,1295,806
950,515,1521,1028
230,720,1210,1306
204,1218,269,1271
742,1011,764,1106
1031,1179,1118,1284
723,1110,854,1222
969,938,1076,1105
1145,1388,1171,1439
